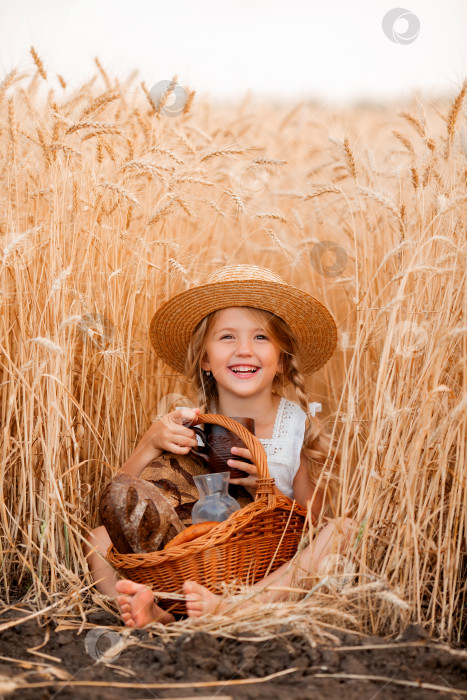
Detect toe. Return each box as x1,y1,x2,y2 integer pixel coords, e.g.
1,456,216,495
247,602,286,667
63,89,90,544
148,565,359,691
115,579,143,595
186,602,203,612
185,592,201,602
182,580,199,595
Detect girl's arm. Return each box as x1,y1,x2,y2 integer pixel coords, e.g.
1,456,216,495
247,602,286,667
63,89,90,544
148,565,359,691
120,407,201,478
120,437,163,478
292,453,325,524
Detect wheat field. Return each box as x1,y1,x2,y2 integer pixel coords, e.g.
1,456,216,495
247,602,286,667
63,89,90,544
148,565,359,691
0,51,465,642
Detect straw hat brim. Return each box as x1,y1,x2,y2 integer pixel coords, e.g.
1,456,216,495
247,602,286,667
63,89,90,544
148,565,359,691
149,280,338,375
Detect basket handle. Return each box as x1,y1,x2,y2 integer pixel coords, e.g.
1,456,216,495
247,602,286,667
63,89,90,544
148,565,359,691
196,413,276,501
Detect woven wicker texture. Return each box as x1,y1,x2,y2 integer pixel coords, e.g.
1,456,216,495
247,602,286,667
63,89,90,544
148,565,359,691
107,413,307,613
149,265,338,376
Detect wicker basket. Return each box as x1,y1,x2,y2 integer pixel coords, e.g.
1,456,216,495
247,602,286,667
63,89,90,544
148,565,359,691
106,413,307,613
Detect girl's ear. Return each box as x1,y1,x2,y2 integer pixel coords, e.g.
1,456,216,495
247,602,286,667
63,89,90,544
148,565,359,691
200,352,210,372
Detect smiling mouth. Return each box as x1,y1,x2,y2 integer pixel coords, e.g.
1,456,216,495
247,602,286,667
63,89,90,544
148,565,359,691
228,366,260,376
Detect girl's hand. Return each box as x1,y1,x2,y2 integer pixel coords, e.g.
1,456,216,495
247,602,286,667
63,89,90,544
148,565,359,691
228,446,258,495
146,407,201,456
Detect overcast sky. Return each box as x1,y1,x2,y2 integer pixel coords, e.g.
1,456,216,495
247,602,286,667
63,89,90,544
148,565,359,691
1,0,466,104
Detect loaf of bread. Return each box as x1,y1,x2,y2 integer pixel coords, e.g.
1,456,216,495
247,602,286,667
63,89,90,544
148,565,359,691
140,452,254,526
163,521,219,550
99,473,185,554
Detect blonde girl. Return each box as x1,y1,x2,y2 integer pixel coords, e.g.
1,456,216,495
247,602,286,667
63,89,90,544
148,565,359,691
85,265,355,626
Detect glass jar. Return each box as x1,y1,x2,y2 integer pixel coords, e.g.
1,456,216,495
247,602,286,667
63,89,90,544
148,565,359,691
192,472,241,524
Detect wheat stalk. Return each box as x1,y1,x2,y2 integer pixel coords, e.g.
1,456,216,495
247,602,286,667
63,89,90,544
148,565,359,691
94,57,110,88
343,138,358,180
201,146,258,162
254,212,287,222
149,147,184,165
182,88,196,115
392,130,416,158
253,158,287,166
222,189,246,212
357,185,402,223
410,166,420,190
120,160,175,180
147,196,180,224
29,337,63,354
7,99,18,149
305,185,344,199
167,257,192,281
140,80,156,113
30,47,47,81
79,89,119,121
444,78,467,159
66,121,122,136
399,111,426,138
97,182,140,205
0,70,18,103
154,74,178,116
175,196,197,218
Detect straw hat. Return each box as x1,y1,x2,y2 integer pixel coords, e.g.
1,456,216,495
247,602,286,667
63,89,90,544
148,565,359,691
149,265,338,375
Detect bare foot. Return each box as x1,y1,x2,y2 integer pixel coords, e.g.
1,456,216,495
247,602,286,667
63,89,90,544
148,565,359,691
115,580,175,627
182,580,227,617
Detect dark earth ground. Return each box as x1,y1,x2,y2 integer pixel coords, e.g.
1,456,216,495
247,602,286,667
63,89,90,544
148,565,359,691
1,608,466,700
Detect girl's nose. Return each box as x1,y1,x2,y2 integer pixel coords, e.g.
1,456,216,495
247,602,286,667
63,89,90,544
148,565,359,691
235,339,254,355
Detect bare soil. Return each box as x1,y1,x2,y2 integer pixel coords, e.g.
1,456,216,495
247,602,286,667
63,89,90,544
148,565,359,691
1,608,466,699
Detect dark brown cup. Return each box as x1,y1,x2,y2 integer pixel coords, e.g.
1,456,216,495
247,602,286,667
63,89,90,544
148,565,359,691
189,417,255,479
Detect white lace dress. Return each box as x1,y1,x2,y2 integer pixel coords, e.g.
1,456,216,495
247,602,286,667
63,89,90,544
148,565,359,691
257,397,308,498
202,397,322,499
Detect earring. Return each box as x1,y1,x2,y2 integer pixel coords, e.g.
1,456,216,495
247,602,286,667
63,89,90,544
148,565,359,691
204,370,211,377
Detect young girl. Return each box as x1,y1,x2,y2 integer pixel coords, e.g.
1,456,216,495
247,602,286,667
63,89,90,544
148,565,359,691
85,265,355,627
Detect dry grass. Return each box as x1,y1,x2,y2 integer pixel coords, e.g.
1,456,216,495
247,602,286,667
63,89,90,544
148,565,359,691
0,52,465,642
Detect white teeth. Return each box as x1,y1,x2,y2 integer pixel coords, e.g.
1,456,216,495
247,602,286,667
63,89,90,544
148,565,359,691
230,366,258,373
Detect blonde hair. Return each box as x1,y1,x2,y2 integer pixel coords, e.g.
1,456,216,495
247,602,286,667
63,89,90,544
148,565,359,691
184,306,340,513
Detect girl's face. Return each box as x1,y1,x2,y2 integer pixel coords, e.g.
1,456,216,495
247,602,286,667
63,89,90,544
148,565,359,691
201,307,283,399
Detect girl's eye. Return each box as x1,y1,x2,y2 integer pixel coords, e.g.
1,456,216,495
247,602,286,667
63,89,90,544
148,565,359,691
219,334,269,340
